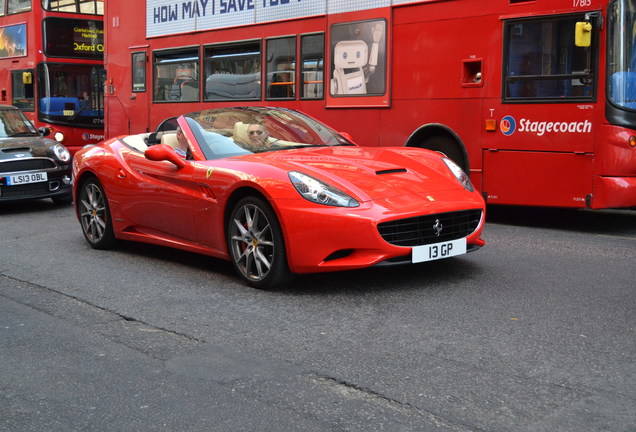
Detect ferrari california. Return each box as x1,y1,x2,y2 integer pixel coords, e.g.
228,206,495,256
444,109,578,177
73,107,486,288
0,105,72,204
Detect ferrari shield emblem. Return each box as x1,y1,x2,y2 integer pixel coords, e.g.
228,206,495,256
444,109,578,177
206,167,214,178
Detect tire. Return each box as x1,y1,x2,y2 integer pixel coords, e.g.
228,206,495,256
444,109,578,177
78,177,116,250
227,196,292,289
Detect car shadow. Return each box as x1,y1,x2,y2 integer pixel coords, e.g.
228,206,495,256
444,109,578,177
109,239,485,295
0,198,73,215
485,204,636,237
275,257,486,295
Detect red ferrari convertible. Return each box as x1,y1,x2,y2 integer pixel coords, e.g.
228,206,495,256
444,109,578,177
73,107,485,288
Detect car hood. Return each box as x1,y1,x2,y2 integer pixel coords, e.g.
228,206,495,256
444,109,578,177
0,137,55,161
249,146,467,201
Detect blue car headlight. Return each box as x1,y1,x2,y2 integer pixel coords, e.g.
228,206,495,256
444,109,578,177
289,171,359,207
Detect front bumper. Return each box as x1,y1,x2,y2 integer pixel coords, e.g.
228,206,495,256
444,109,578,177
275,190,486,274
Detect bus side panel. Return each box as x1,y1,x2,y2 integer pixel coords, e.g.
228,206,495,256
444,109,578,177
382,98,484,167
483,150,594,207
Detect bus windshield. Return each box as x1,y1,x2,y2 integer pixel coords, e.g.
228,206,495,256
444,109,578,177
37,63,105,127
608,0,636,112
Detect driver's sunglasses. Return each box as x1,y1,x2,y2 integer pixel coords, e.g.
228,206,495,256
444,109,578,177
249,130,264,135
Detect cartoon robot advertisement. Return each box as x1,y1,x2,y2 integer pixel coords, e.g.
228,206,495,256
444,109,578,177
330,19,387,97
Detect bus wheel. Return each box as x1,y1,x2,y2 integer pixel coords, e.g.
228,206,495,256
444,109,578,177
419,135,467,173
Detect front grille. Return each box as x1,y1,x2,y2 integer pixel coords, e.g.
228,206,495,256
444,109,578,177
378,209,482,247
0,158,56,173
0,182,51,198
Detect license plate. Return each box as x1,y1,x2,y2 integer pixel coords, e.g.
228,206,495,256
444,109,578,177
412,238,467,263
6,172,48,185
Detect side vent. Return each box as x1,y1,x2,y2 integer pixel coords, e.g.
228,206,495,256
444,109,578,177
197,184,216,200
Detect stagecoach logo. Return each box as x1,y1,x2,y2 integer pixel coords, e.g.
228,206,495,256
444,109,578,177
433,219,443,237
500,115,516,136
82,133,105,141
500,115,593,137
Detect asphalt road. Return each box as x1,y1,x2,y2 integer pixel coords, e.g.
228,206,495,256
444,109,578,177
1,200,634,431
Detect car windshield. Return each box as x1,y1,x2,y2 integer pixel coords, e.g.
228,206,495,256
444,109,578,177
183,107,353,160
0,109,38,138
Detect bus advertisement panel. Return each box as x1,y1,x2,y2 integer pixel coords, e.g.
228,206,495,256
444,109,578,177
0,0,105,155
104,0,636,209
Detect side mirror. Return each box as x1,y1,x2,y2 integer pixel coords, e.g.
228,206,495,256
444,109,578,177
38,126,51,137
339,132,356,144
575,21,592,47
145,144,186,169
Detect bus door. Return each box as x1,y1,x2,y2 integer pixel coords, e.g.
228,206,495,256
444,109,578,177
129,50,150,134
482,13,599,208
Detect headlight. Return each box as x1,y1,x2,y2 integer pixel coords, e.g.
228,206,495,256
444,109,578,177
289,171,359,207
52,144,71,163
54,131,65,142
443,157,474,192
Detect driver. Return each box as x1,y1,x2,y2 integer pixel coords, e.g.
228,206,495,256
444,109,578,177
175,127,191,159
246,123,271,151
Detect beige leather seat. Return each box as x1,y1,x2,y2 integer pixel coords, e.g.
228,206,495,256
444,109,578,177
232,122,250,144
160,132,179,150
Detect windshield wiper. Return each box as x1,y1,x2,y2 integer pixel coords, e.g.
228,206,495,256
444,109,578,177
9,132,37,137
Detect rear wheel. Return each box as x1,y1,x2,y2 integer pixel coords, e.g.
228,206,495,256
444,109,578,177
78,178,116,249
419,135,467,172
227,196,291,289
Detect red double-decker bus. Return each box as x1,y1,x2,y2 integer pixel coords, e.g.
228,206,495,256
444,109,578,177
103,0,636,209
0,0,105,155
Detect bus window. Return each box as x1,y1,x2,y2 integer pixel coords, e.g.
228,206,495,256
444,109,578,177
266,37,296,100
42,0,104,14
8,0,31,14
132,51,146,93
503,15,597,101
203,41,261,101
153,48,199,102
0,0,4,16
11,69,34,111
300,33,324,100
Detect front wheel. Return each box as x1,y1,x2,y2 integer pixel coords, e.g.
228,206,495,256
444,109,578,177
78,177,116,250
227,196,292,289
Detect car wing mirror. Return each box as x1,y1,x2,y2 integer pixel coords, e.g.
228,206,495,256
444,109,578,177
339,132,356,144
144,144,186,169
38,126,51,137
